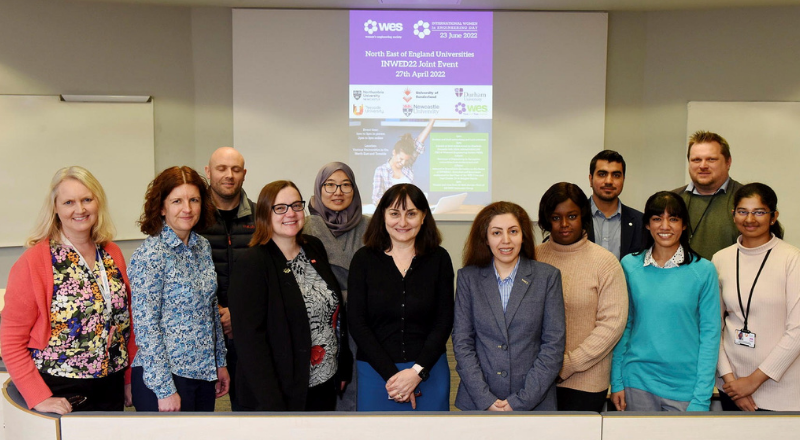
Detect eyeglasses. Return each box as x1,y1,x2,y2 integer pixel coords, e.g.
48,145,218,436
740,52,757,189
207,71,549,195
733,209,774,217
272,201,305,214
322,183,354,194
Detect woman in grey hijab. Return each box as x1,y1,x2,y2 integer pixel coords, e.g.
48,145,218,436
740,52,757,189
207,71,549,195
304,162,369,411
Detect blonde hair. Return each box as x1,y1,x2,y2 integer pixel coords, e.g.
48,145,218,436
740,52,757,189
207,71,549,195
26,166,116,247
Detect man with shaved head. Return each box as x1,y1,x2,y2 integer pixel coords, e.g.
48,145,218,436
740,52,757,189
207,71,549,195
199,147,255,411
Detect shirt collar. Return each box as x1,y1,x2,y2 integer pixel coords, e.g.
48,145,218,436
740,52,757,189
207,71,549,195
643,245,684,269
493,257,521,284
686,177,731,195
590,196,622,219
161,224,197,249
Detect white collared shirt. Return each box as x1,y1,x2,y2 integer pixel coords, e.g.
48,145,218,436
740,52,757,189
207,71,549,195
643,245,685,269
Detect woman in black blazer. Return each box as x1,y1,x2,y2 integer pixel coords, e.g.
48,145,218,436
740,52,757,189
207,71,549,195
228,180,352,411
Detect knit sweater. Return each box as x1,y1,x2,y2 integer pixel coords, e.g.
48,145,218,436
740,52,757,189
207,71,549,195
674,178,743,261
611,251,720,411
713,236,800,411
302,214,369,301
536,235,628,393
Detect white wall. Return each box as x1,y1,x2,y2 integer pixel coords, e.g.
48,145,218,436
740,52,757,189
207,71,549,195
2,3,800,285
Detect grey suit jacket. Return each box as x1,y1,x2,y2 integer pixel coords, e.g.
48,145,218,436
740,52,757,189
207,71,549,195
453,257,566,411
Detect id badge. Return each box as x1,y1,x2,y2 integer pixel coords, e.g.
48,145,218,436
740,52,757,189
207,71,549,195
735,329,756,348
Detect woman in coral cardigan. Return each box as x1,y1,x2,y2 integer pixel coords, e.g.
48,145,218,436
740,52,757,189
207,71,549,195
1,166,135,414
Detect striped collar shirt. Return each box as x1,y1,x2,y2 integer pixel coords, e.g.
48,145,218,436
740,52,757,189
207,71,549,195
493,257,521,313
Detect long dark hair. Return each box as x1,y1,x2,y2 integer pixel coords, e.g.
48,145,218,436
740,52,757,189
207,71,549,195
463,202,536,267
635,191,699,265
734,183,784,239
363,184,441,256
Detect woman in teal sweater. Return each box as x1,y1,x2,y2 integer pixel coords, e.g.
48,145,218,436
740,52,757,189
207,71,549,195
610,191,720,411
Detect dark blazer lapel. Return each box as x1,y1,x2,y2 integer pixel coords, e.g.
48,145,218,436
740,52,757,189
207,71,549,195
479,264,509,341
503,258,533,327
620,206,632,255
265,241,309,330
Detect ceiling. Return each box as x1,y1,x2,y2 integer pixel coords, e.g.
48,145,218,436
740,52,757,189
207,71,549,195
73,0,800,12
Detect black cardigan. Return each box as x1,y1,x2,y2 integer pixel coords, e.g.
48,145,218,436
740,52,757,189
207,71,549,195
347,246,454,382
228,235,352,411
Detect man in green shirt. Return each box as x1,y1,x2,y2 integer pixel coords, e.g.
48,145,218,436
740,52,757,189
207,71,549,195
672,131,742,260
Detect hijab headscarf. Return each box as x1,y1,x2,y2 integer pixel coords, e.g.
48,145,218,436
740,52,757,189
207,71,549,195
309,162,363,237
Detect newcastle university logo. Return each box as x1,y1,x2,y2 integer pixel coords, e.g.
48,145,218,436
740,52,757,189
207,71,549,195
353,90,362,100
403,105,413,117
454,88,464,97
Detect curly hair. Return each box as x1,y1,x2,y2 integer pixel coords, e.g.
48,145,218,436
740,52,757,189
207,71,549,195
137,166,216,236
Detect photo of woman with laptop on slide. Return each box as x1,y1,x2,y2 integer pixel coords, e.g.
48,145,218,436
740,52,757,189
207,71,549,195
371,119,436,205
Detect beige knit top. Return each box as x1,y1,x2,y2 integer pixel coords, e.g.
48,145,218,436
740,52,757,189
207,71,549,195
713,235,800,411
536,234,628,392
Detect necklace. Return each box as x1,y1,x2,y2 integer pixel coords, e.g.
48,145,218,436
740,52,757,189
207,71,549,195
386,249,415,276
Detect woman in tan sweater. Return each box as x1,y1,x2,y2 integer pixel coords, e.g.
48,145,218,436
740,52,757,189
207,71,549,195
536,182,628,412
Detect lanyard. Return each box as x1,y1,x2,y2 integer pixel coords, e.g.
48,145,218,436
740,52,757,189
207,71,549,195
61,234,112,315
687,192,718,243
735,248,772,333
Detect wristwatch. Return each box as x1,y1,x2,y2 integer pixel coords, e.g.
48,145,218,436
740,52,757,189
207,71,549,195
413,363,429,381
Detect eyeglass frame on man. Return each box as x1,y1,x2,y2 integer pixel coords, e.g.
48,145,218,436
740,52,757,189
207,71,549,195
272,201,306,214
322,182,354,194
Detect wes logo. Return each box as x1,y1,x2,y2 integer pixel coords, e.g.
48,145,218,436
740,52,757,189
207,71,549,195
467,104,488,112
364,19,403,34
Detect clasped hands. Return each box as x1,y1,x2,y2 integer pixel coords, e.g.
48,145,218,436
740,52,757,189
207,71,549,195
386,368,422,409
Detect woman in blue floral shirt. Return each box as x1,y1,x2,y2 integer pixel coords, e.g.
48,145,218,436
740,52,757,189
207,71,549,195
129,166,229,412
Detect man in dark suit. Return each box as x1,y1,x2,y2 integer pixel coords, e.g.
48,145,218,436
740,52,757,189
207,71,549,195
586,150,643,260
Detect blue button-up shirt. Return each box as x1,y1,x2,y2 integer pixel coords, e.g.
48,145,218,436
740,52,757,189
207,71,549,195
590,197,623,260
493,258,520,313
129,225,226,398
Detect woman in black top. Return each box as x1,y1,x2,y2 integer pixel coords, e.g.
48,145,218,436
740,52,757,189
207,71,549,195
228,180,352,411
348,184,454,411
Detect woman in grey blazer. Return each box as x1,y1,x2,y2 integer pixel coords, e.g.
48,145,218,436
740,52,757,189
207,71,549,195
453,202,566,411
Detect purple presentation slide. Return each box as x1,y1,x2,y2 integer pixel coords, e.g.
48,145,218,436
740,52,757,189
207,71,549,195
349,10,493,215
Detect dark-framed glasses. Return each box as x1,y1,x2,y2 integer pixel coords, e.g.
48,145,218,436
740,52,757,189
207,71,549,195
322,182,354,194
733,209,773,217
272,201,306,214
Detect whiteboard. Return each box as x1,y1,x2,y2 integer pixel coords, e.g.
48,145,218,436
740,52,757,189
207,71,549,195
0,95,154,247
687,101,800,247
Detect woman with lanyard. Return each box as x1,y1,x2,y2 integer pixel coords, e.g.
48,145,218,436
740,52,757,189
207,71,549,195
713,183,800,411
303,162,369,410
1,166,134,414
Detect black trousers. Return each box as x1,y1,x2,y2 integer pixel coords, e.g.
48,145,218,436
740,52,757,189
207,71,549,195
40,369,125,412
556,386,608,412
130,366,216,412
306,377,337,411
